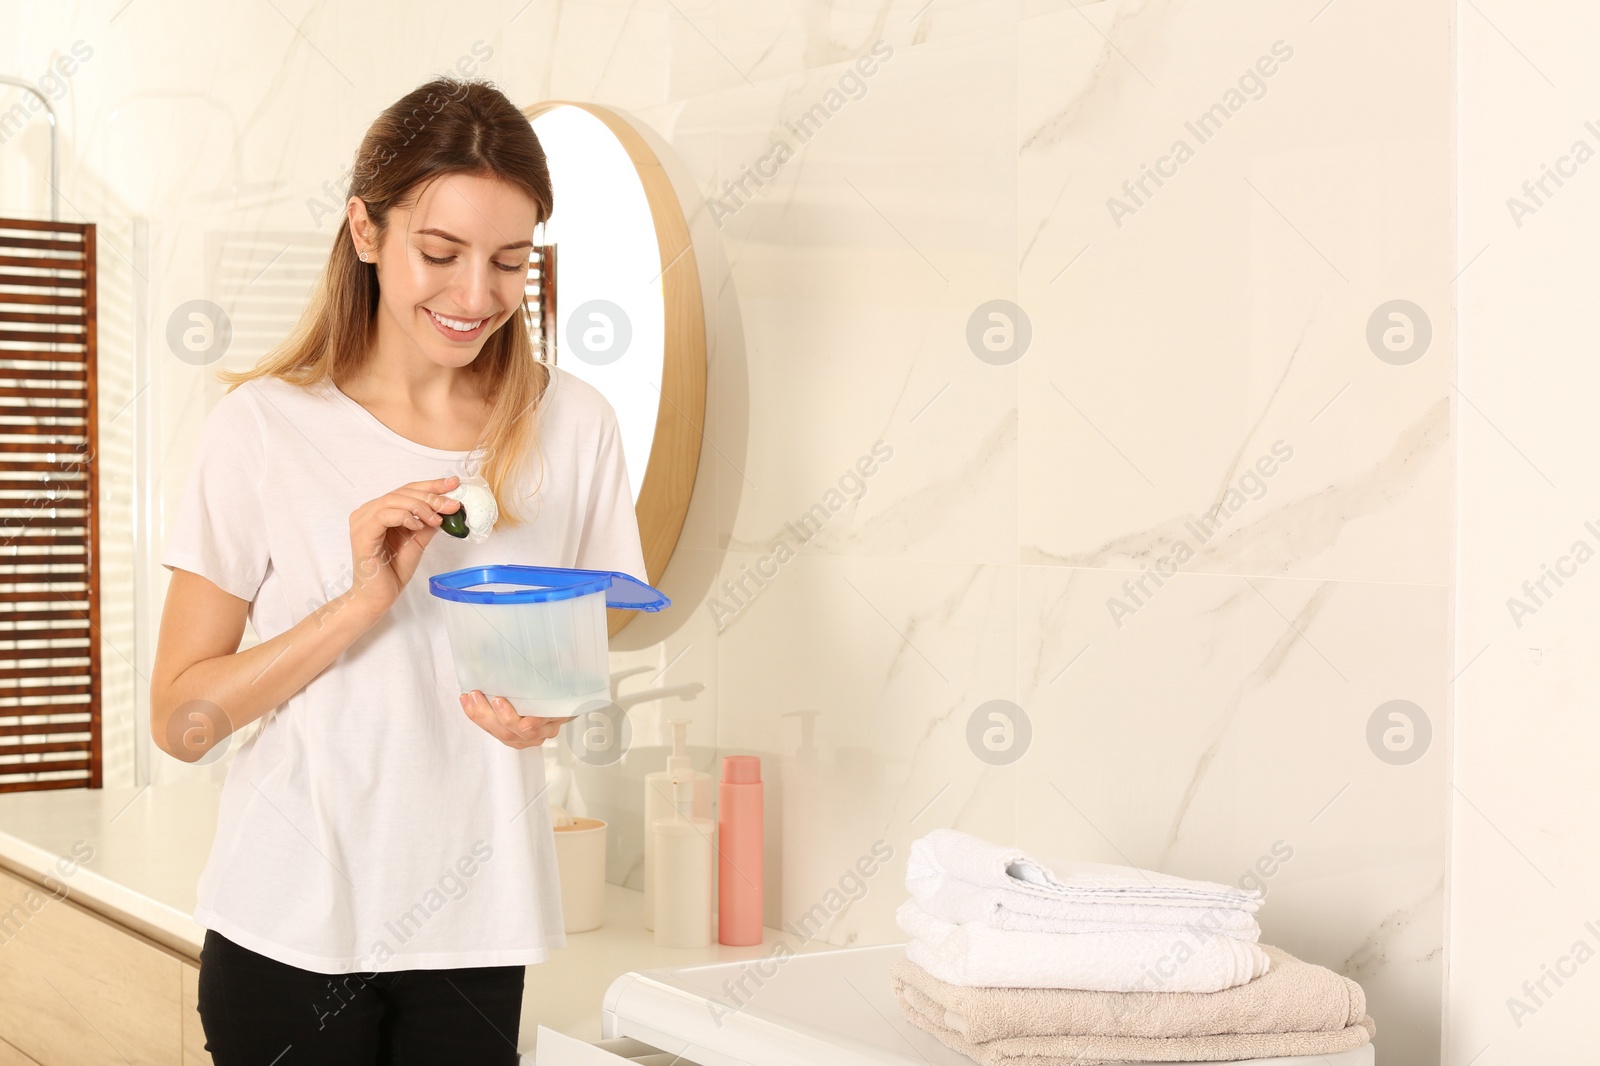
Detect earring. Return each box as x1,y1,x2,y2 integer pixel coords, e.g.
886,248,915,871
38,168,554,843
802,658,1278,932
358,251,368,261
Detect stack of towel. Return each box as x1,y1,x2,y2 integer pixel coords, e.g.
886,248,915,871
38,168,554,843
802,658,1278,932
893,829,1375,1064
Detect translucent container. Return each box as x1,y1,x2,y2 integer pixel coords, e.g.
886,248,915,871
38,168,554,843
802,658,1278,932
429,564,669,717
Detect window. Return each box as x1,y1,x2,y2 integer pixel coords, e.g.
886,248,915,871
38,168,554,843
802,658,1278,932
0,218,100,792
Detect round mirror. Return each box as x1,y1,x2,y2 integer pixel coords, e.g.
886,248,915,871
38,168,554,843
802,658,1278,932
523,102,708,636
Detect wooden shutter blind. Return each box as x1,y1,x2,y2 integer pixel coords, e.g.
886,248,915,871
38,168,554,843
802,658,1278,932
0,218,100,792
525,243,557,361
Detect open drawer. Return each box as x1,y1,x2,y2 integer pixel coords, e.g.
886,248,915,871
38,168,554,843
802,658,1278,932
534,1026,708,1065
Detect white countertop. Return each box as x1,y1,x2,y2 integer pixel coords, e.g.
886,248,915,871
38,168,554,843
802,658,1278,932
0,782,216,957
0,784,846,1054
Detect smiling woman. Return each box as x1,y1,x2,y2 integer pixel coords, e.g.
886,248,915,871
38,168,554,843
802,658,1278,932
214,80,554,520
334,168,542,454
151,76,651,1066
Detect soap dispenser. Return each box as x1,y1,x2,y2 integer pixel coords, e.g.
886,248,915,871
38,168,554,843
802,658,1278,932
643,719,711,931
652,771,714,947
781,710,823,938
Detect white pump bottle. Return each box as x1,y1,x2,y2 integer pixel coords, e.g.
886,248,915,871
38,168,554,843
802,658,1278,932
643,718,711,931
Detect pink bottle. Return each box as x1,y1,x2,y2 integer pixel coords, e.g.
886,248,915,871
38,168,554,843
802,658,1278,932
718,755,763,945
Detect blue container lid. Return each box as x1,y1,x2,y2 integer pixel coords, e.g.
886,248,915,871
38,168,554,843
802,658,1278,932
428,564,670,612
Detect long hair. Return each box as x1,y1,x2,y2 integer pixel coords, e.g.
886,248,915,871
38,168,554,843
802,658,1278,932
216,76,553,526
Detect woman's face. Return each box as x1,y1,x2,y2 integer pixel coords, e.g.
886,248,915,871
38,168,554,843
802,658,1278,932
355,171,540,367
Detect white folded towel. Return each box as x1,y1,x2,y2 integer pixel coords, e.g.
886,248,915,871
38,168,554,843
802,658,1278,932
908,828,1261,912
911,866,1261,940
896,898,1271,993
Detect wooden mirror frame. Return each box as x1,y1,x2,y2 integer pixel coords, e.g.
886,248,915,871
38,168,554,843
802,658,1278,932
522,101,707,637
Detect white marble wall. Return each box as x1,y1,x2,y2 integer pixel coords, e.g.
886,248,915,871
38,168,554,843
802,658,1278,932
1,1,1459,1062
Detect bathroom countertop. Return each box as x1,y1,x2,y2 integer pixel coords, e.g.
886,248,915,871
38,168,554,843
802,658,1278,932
0,782,216,958
0,784,842,1054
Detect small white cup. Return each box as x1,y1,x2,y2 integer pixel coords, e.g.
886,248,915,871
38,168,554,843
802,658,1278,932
552,817,607,932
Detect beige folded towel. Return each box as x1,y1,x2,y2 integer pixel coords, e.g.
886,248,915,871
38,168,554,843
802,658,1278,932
892,944,1376,1065
893,943,1364,1040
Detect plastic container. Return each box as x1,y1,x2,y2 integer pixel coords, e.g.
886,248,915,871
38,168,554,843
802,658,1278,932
429,564,669,717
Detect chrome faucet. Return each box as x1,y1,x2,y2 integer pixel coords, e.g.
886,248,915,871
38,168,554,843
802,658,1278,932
606,664,704,710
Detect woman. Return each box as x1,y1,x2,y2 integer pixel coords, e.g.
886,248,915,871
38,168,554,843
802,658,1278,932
150,76,646,1064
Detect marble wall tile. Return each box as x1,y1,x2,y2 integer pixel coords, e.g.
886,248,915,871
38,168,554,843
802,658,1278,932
1018,0,1453,588
712,551,1018,935
717,0,1020,84
1017,565,1446,1061
705,27,1020,565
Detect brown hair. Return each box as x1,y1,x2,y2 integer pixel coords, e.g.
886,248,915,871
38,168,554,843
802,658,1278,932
216,76,553,525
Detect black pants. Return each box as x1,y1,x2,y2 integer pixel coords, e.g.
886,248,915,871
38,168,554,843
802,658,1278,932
196,929,525,1065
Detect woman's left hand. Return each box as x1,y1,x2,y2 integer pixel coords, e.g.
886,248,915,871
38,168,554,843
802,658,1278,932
459,690,577,749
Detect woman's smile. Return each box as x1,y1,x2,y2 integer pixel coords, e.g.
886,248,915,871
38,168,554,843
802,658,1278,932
423,306,494,343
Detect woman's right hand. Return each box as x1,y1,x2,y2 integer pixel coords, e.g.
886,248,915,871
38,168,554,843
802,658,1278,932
346,474,463,621
459,690,578,749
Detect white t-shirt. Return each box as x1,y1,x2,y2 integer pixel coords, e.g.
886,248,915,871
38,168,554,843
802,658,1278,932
160,364,647,974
